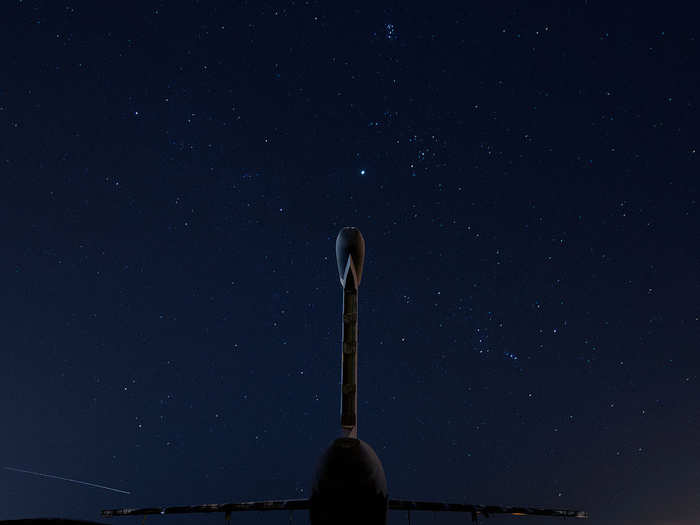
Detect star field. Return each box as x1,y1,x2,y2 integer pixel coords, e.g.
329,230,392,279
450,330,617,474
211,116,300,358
1,3,698,525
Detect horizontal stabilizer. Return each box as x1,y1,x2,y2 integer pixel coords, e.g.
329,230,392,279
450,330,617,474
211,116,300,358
388,499,588,519
101,499,310,517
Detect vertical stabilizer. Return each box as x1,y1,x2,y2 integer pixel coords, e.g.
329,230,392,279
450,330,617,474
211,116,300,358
335,227,365,438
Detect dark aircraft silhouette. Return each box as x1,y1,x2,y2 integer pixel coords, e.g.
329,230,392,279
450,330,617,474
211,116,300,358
99,228,588,524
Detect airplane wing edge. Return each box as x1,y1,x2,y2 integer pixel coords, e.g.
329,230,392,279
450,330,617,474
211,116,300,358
388,499,588,519
101,499,311,517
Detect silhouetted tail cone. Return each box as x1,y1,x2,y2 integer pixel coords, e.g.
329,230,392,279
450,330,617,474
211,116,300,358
310,438,388,525
335,227,365,287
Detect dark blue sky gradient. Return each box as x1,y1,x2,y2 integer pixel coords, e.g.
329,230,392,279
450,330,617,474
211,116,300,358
1,3,698,525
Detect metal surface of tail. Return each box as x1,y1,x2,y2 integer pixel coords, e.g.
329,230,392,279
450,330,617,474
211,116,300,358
335,227,365,439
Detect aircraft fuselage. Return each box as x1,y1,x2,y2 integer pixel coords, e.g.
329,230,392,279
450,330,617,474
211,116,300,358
310,438,388,525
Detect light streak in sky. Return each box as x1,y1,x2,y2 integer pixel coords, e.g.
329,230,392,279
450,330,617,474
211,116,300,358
4,466,131,494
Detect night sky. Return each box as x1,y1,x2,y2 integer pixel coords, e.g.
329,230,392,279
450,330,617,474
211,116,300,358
1,2,698,525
